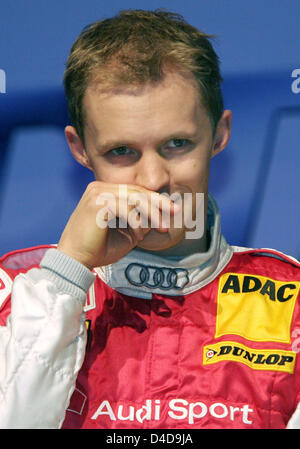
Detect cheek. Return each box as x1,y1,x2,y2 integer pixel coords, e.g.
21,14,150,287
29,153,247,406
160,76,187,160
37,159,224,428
174,159,210,191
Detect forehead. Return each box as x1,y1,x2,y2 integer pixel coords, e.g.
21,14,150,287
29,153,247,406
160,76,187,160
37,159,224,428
83,72,211,144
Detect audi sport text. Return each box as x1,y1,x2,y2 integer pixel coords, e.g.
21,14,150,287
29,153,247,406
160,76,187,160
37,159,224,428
91,398,254,425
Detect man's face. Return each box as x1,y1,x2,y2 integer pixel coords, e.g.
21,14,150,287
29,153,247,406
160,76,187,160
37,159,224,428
66,72,231,254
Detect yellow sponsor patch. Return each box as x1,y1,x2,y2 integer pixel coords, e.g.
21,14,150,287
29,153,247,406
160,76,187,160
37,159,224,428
216,273,300,343
203,341,296,374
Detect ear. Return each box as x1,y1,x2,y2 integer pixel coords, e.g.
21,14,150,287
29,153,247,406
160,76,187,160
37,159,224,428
211,109,232,158
64,125,93,170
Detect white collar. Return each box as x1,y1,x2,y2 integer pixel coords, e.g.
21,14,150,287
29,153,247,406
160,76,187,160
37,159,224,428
94,194,233,299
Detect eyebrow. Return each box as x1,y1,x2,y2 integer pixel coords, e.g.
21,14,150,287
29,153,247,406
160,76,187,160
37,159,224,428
97,131,200,152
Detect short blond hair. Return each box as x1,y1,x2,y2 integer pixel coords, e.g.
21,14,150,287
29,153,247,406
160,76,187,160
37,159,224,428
63,9,224,143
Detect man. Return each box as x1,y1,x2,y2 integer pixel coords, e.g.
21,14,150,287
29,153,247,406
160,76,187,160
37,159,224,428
0,9,300,429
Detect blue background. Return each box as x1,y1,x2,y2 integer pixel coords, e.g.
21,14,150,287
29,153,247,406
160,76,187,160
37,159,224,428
0,0,299,258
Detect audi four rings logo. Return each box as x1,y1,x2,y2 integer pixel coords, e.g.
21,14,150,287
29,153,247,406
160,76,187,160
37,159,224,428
125,263,190,290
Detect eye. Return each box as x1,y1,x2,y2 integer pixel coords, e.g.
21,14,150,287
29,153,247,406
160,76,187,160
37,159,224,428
104,146,139,165
162,139,194,156
167,139,190,148
110,146,133,156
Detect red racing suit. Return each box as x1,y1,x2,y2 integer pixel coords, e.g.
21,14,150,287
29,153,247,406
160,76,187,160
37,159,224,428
0,195,300,429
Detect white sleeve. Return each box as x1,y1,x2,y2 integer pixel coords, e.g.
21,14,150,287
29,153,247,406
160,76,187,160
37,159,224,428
287,403,300,429
0,249,95,429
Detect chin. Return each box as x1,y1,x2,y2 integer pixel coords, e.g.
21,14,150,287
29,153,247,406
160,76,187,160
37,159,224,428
136,228,185,252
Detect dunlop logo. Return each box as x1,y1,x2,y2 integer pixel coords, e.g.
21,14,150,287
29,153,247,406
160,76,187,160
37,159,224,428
203,341,296,374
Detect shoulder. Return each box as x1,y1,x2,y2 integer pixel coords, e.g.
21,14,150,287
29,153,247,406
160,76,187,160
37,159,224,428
229,246,300,279
0,244,55,272
221,245,300,305
216,246,300,345
0,244,55,312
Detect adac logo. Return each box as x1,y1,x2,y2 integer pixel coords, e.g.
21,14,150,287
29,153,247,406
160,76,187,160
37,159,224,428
221,274,298,302
203,341,296,374
216,273,300,343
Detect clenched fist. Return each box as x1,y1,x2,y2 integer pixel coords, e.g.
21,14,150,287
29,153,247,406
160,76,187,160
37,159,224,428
57,181,178,269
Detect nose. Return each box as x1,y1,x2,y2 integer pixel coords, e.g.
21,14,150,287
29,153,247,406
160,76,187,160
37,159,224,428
134,151,170,193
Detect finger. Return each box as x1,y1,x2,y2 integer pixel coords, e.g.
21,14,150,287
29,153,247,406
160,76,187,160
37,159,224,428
95,185,173,233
